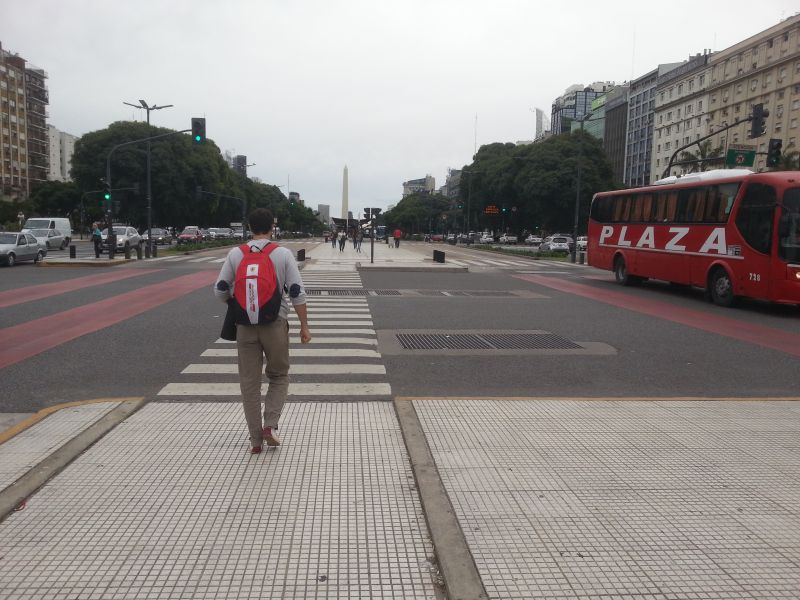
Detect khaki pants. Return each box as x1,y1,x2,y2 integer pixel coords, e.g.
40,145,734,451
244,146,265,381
236,319,290,445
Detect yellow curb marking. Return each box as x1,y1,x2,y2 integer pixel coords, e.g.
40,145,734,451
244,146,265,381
396,396,800,402
0,397,144,445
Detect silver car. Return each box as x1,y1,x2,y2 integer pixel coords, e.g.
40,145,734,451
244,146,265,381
100,226,142,253
0,231,47,266
29,228,66,250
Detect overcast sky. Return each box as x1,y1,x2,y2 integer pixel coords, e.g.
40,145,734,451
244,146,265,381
4,1,798,218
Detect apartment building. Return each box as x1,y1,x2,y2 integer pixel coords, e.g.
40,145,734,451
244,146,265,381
0,41,49,201
47,124,77,182
604,85,629,185
651,53,713,181
653,15,800,180
550,82,615,136
402,175,435,197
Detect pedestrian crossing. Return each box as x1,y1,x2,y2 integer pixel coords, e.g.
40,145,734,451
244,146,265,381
157,270,392,401
444,255,580,269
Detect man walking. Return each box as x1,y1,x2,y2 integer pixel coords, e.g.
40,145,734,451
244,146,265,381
393,227,402,248
214,208,311,454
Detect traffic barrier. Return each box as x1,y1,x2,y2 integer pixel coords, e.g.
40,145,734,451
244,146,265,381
152,245,158,258
136,245,143,260
124,245,131,260
145,245,151,258
69,245,76,259
433,250,445,263
578,251,586,265
297,249,305,262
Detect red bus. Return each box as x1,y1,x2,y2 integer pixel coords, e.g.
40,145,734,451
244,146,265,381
588,169,800,307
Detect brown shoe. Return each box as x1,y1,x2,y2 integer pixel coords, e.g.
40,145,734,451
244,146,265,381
263,426,281,447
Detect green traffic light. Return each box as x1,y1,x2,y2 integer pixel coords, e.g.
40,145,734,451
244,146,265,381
104,193,111,200
195,135,202,142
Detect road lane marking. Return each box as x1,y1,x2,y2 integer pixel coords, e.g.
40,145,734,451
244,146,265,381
0,269,163,309
158,382,391,396
202,348,381,357
182,363,386,375
514,273,800,358
0,270,218,370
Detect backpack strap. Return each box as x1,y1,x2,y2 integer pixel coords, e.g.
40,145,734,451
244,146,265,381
241,242,278,255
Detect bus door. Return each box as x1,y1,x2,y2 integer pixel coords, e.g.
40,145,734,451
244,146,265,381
733,182,777,299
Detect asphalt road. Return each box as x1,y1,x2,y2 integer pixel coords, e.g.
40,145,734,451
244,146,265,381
1,241,798,415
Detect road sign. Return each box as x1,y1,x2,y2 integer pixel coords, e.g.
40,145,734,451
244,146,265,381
484,205,500,215
725,148,755,167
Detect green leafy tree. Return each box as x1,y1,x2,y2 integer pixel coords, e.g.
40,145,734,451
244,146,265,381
384,193,450,234
459,131,615,234
769,149,800,171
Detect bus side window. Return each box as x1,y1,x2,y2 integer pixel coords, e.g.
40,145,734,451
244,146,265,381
779,189,800,262
640,194,653,222
735,183,776,255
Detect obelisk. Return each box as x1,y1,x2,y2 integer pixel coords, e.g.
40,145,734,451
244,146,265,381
341,165,349,219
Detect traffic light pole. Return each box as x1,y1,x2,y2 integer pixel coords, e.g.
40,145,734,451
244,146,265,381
661,115,753,179
105,129,191,258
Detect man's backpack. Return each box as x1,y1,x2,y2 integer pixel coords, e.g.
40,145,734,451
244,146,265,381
232,243,282,325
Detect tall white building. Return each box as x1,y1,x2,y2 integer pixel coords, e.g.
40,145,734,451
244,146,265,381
317,203,330,224
402,175,435,197
47,125,77,182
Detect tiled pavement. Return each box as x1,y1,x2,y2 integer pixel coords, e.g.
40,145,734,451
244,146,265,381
0,403,437,599
414,398,800,599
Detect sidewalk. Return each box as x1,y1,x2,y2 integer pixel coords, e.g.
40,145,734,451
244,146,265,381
306,240,466,272
1,396,799,598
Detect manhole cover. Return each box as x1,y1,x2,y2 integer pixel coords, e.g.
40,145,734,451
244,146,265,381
396,334,493,350
481,333,581,350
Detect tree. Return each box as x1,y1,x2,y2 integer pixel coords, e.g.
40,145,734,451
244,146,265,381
678,140,724,173
70,121,289,230
458,131,615,234
383,193,450,234
770,149,800,171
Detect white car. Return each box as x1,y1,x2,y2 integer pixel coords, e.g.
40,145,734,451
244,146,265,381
576,236,588,251
101,226,142,253
524,235,542,246
29,228,66,250
479,234,494,244
546,236,571,253
499,234,518,245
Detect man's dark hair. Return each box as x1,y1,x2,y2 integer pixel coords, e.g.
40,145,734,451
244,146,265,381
248,208,274,234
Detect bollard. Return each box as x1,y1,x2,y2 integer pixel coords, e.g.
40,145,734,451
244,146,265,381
433,249,445,263
136,245,143,260
578,251,585,265
297,248,305,262
69,244,76,259
145,244,151,259
125,245,131,260
152,245,158,258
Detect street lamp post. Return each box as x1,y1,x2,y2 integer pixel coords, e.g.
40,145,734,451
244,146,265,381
123,100,173,257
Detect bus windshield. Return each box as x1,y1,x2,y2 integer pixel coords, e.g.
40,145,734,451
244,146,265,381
779,188,800,263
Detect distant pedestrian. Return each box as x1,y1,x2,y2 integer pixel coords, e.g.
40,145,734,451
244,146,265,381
338,230,346,252
214,208,311,454
356,231,363,252
331,231,337,248
91,222,102,257
393,228,402,248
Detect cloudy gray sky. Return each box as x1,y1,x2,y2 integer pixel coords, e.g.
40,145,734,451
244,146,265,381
4,0,798,218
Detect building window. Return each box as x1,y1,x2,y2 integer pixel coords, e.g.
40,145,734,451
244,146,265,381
700,74,705,86
737,83,743,94
751,79,758,91
678,84,683,94
667,111,672,121
710,93,717,104
791,119,798,129
686,104,692,114
665,142,670,150
698,100,703,111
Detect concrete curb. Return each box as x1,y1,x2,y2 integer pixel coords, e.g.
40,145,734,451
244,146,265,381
356,263,468,273
0,398,146,523
394,399,488,600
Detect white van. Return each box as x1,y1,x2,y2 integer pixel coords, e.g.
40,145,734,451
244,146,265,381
23,217,73,245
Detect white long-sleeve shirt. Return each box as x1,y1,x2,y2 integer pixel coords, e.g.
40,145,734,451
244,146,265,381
213,239,306,320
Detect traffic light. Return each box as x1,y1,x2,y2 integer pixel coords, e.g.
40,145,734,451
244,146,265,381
191,118,206,143
100,178,111,208
364,208,371,219
502,206,507,213
767,138,783,167
750,103,768,138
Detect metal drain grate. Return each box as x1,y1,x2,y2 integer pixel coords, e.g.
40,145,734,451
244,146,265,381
396,334,493,350
372,289,402,296
395,332,581,350
480,333,582,350
319,289,371,296
415,290,446,296
463,291,515,297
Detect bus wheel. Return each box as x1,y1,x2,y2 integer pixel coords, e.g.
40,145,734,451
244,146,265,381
614,256,640,286
709,268,735,307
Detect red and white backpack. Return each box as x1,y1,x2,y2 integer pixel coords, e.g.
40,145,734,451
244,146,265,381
232,243,282,325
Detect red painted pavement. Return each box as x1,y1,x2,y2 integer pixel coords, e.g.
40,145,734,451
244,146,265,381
0,269,163,309
514,274,800,358
0,270,217,369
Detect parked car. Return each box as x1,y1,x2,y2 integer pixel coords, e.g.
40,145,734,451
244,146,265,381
499,234,518,245
0,231,46,266
576,236,588,251
231,227,245,240
141,227,172,245
29,228,66,250
543,236,571,253
524,235,543,246
22,217,73,246
479,234,494,244
208,227,232,240
101,226,142,253
177,226,203,244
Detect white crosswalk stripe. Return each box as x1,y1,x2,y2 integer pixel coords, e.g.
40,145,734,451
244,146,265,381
158,269,390,400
